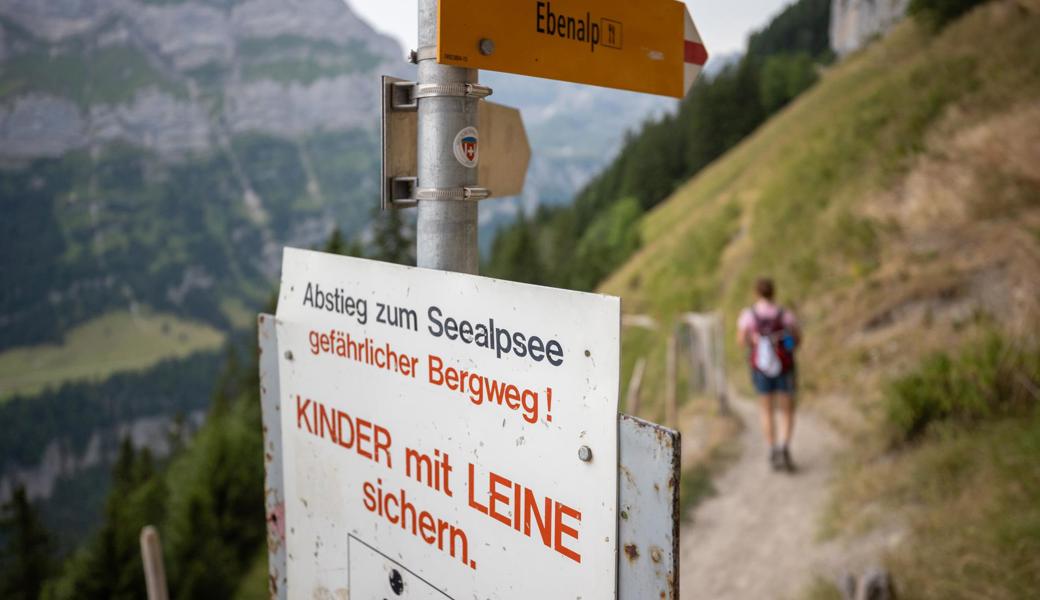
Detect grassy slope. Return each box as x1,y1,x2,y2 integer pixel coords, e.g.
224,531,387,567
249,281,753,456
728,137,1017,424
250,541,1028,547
0,310,224,399
602,0,1040,422
599,1,1040,595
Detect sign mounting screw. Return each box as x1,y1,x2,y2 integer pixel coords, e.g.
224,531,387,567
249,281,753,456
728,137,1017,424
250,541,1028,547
578,445,593,462
479,38,495,56
389,568,404,595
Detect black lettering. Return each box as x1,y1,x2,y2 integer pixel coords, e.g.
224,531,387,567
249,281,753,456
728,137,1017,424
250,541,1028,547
546,340,564,366
535,1,606,53
459,320,474,344
427,306,444,337
528,335,545,362
512,331,528,358
357,299,368,325
495,327,512,359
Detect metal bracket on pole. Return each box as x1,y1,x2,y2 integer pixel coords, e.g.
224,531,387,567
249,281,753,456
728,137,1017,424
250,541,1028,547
381,76,530,210
382,76,420,209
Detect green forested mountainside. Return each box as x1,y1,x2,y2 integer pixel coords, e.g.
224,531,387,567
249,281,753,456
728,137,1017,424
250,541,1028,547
0,310,224,399
0,128,380,350
485,0,832,290
0,349,223,552
0,350,222,470
32,235,368,599
0,0,398,351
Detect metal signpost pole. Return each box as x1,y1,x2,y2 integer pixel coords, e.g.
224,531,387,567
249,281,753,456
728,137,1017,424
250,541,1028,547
416,0,480,274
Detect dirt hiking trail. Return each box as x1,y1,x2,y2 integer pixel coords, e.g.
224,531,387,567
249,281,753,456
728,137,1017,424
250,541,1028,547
679,395,893,599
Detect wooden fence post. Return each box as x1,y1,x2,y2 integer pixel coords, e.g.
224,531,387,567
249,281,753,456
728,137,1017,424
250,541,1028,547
626,357,647,416
140,525,170,600
665,332,677,429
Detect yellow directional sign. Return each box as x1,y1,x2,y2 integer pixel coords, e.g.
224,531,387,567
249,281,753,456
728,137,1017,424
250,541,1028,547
437,0,708,98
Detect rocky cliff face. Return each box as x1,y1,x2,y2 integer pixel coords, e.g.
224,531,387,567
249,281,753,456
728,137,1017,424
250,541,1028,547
830,0,909,56
0,0,403,159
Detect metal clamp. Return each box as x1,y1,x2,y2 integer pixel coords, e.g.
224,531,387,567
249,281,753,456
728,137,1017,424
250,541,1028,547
388,81,493,110
409,46,438,64
415,82,493,99
415,187,490,201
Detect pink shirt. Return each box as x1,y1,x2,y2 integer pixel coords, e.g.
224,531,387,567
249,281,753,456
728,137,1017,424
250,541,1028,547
737,300,798,345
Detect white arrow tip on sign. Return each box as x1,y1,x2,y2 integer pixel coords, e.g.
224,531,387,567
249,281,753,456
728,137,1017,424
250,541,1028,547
682,7,709,96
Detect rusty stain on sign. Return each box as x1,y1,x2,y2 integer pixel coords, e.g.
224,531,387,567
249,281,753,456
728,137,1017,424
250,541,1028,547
258,314,287,600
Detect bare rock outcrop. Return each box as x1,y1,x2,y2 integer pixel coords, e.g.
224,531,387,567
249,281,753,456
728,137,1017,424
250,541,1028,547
0,94,86,159
831,0,909,56
0,0,404,160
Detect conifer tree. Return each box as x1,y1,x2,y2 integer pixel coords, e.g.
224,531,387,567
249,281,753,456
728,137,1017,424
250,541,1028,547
0,486,53,600
370,206,415,265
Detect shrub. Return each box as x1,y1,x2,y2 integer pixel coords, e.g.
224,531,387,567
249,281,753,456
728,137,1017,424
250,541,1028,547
885,334,1040,442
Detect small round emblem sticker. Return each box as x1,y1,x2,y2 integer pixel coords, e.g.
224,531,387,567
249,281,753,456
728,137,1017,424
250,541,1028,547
453,126,479,168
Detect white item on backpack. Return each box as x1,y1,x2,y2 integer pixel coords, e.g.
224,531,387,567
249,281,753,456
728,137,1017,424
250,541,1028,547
754,334,782,377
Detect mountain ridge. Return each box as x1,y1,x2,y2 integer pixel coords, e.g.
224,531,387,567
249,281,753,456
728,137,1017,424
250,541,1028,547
0,0,406,351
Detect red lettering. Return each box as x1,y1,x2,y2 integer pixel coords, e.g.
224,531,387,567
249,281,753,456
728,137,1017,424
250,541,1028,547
525,488,552,546
428,354,444,385
294,396,391,466
467,463,488,515
554,503,581,563
445,366,459,390
295,395,312,433
419,512,437,543
467,463,581,564
337,411,354,449
374,426,392,468
365,479,472,570
504,385,520,409
356,418,373,460
488,472,511,527
318,403,337,443
486,379,505,405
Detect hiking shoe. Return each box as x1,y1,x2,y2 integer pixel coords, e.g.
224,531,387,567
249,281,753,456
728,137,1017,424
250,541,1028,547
769,447,784,471
781,447,796,472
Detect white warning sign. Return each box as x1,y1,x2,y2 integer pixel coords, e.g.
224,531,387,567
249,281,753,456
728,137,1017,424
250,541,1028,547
274,248,620,599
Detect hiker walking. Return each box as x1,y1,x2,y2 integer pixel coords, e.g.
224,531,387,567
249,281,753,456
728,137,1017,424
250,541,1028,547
737,278,800,472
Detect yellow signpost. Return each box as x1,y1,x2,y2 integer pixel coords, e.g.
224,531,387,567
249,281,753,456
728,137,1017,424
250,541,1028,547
437,0,708,98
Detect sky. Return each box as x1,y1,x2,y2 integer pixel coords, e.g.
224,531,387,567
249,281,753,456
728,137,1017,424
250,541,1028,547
347,0,796,59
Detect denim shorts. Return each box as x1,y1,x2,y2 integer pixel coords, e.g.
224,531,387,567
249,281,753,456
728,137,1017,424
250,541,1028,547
751,369,796,394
